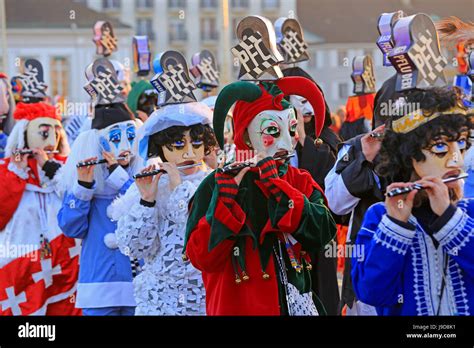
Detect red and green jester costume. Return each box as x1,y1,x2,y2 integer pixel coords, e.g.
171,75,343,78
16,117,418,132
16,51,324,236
184,78,337,315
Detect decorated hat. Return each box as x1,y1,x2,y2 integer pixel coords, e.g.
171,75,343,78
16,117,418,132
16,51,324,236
139,50,212,160
84,58,125,106
231,16,284,81
127,80,156,115
150,50,197,106
16,59,48,102
376,11,406,67
389,13,448,91
351,55,376,95
274,17,309,64
93,21,118,57
190,50,220,91
133,35,152,77
214,16,325,150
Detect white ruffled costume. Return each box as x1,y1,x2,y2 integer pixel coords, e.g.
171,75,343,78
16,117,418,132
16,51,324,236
109,101,213,315
110,168,208,315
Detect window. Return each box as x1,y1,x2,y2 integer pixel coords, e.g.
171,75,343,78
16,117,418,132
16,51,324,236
50,57,69,98
136,0,153,9
102,0,120,10
337,49,348,66
308,51,317,69
169,20,187,41
201,17,218,41
168,0,186,9
262,0,279,9
232,17,242,40
338,82,349,100
231,0,249,8
200,0,217,8
137,18,154,39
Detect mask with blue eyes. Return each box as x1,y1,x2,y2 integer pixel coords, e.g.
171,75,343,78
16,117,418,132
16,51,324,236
99,121,136,158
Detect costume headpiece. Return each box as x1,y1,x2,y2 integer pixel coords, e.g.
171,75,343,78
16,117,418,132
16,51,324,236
150,50,197,106
16,59,48,102
190,50,220,92
133,35,151,76
275,17,309,64
231,15,284,81
93,21,118,57
214,16,325,150
377,11,406,66
392,106,470,134
140,50,211,161
389,13,448,91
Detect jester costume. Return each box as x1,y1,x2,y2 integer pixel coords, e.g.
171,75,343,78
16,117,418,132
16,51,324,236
184,78,336,315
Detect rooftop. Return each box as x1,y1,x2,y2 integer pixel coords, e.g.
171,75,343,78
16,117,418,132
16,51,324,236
297,0,474,43
6,0,130,30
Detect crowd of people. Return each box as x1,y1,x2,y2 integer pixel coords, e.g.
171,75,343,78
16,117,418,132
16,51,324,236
0,12,473,317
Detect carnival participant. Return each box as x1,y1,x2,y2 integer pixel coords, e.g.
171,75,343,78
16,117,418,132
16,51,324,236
57,58,141,316
109,50,216,315
0,99,80,315
352,87,474,315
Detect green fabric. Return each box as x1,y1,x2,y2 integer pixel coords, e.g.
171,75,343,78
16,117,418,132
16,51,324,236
184,166,337,314
260,82,291,110
126,80,154,114
213,81,262,148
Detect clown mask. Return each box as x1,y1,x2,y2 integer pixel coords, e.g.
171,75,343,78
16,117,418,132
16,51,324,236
99,121,136,165
161,129,205,175
26,117,62,151
247,108,297,158
0,79,10,116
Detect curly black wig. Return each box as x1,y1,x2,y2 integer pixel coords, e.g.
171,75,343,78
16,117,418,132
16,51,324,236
147,123,217,161
376,87,472,183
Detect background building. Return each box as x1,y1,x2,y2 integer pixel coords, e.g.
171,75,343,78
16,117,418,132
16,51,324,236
1,0,133,104
297,0,474,109
1,0,473,111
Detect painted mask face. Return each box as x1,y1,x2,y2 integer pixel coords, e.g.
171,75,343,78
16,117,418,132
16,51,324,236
161,129,205,173
0,79,10,116
99,121,136,162
26,117,62,151
224,115,234,145
289,95,314,123
247,108,297,158
412,131,468,190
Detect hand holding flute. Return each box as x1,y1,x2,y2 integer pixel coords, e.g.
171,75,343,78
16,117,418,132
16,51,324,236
385,174,467,223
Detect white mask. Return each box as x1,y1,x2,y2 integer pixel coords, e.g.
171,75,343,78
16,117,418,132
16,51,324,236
0,79,10,116
289,95,314,116
99,121,136,159
247,108,297,158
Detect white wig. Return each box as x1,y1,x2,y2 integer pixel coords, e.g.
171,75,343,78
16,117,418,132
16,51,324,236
5,119,28,158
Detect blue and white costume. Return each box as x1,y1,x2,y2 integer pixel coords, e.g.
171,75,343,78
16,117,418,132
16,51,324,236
352,199,474,315
57,103,143,315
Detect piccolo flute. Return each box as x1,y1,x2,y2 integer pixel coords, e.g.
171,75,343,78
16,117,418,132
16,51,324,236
369,132,384,139
386,173,469,197
220,152,296,174
133,162,203,179
76,156,128,168
15,149,59,155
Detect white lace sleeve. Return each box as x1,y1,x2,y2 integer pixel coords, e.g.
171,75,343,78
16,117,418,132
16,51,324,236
163,179,200,224
111,182,161,260
115,201,161,260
